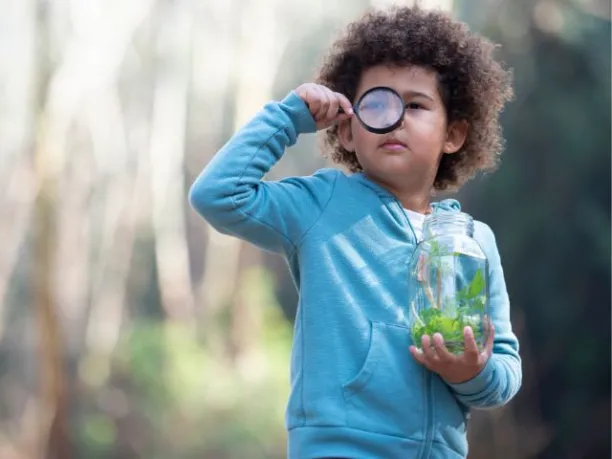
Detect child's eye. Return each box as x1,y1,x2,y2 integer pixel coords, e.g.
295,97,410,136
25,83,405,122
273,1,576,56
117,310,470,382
407,102,423,110
361,102,386,111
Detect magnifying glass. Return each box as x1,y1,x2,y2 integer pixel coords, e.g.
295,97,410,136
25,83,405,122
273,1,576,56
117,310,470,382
340,86,406,135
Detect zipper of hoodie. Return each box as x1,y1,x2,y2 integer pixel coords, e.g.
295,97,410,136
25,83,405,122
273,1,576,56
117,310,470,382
390,197,417,243
390,197,435,459
421,370,435,458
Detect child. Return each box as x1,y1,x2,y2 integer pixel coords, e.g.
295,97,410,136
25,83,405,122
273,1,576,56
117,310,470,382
190,6,521,459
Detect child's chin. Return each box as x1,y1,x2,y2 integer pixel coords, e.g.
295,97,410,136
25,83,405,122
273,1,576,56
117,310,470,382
377,158,413,176
361,157,415,182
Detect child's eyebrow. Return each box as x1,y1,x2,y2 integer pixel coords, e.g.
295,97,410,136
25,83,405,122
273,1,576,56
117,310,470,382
401,90,435,101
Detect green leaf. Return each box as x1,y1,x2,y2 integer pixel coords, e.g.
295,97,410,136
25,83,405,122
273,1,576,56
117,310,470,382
472,295,486,313
420,308,442,322
411,304,486,354
468,269,485,297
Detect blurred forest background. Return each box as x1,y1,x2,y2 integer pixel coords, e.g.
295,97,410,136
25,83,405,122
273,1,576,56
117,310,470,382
0,0,609,458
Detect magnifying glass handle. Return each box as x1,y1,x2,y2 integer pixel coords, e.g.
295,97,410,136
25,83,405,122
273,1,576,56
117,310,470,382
338,106,357,114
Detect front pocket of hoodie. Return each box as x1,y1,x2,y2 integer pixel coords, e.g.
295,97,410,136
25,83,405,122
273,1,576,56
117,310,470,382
342,320,426,438
432,375,469,456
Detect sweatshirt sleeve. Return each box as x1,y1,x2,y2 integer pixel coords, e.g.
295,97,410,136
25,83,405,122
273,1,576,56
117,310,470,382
447,222,522,408
188,91,339,256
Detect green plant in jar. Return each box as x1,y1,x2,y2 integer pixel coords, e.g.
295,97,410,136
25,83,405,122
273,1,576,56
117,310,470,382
408,212,490,355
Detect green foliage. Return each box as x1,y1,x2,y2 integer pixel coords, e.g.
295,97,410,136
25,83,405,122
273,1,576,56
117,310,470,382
411,308,483,354
80,414,116,454
411,269,486,354
456,269,486,310
424,240,454,277
75,268,293,459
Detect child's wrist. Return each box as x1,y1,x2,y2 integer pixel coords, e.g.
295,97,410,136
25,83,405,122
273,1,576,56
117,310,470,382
280,91,317,135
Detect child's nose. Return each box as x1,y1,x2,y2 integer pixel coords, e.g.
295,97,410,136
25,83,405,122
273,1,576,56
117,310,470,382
393,112,407,131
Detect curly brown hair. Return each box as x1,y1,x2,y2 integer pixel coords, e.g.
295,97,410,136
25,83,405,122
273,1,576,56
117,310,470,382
316,6,513,191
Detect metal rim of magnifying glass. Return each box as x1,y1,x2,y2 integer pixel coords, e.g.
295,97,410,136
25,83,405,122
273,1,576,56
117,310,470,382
353,86,405,135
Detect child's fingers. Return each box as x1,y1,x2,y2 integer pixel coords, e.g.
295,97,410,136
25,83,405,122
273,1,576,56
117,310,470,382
421,335,439,364
295,83,352,127
337,92,354,117
410,345,428,367
482,322,495,359
431,333,454,364
462,326,480,363
313,86,331,121
304,85,325,119
409,345,423,359
331,93,353,122
324,89,340,121
304,86,322,116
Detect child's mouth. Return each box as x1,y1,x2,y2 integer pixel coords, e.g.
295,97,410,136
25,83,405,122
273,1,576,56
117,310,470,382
380,141,407,151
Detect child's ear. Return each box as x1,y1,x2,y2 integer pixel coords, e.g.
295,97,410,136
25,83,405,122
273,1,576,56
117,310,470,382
443,120,469,154
337,118,355,152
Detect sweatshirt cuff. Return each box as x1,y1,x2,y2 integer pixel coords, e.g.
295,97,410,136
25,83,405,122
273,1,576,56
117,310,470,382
280,91,317,135
447,357,495,396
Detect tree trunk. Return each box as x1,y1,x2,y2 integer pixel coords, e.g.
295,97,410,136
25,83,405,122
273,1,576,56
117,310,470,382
32,0,71,456
149,0,196,324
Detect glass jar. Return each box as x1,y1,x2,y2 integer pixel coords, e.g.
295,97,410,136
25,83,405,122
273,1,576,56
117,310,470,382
408,211,490,354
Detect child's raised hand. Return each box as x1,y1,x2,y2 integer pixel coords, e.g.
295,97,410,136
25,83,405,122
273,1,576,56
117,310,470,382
409,323,495,384
295,83,354,130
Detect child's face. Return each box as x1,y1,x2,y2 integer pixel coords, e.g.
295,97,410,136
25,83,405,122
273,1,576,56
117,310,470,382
339,65,467,192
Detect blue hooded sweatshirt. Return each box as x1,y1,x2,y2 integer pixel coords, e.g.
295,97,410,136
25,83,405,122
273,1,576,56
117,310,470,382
189,92,522,459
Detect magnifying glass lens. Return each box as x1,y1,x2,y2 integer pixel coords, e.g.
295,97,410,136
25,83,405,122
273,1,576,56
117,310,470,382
356,88,404,132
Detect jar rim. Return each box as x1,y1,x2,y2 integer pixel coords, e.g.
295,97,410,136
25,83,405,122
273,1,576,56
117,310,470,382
423,211,474,237
424,211,473,223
